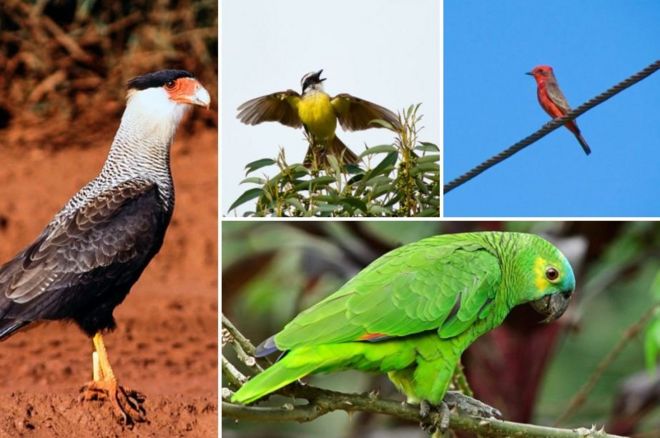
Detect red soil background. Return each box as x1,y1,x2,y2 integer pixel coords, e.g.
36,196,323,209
0,115,218,437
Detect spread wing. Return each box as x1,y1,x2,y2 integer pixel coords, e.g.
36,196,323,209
330,93,401,131
237,90,302,128
0,179,167,337
271,236,501,351
545,78,572,113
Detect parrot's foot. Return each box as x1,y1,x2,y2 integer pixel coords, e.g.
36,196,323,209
443,391,502,419
419,400,451,436
80,379,147,425
418,393,502,436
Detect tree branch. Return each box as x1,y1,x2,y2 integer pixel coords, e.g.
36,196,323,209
221,315,623,438
222,389,623,438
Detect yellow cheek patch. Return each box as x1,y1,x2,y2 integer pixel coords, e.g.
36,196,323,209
534,257,549,291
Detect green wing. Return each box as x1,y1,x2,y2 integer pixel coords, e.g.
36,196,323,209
274,234,502,350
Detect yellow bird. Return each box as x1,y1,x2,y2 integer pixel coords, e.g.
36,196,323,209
237,70,401,167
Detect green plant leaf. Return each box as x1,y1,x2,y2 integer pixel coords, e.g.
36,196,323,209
359,145,398,157
416,142,439,152
339,197,367,213
228,188,263,212
239,176,266,185
245,158,276,174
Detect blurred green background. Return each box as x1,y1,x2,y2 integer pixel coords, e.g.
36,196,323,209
223,221,660,438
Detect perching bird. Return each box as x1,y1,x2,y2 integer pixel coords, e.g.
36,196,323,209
527,65,591,155
231,232,575,415
237,69,401,167
0,69,210,424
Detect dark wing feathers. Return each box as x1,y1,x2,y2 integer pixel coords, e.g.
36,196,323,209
237,90,302,128
331,94,402,132
0,179,166,334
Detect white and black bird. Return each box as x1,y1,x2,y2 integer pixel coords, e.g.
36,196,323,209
0,69,210,423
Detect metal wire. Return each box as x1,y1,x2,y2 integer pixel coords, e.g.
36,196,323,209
444,59,660,194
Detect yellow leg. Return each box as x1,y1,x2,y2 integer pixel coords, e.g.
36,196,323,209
80,331,147,425
92,332,116,381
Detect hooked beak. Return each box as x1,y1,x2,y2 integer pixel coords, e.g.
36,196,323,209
530,291,571,323
188,84,211,109
171,78,211,109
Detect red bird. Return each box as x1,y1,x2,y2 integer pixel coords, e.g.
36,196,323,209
527,65,591,155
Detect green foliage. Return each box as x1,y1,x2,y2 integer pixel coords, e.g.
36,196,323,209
229,104,440,217
644,271,660,373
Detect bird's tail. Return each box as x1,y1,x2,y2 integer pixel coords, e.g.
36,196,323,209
574,132,591,155
230,345,343,404
230,341,400,405
303,136,358,168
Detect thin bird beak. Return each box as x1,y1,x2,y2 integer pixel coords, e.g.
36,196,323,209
525,71,533,76
316,69,326,82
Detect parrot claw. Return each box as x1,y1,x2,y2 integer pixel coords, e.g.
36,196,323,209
443,391,502,419
418,400,450,435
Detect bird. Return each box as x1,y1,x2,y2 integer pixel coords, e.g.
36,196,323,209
237,69,401,167
230,231,575,421
0,69,210,424
526,65,591,155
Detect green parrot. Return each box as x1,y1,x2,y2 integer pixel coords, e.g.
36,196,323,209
230,232,575,407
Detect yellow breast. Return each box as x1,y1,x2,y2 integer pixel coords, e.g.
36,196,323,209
297,92,337,140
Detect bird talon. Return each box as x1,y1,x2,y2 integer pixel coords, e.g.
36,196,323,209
443,391,502,419
80,380,147,425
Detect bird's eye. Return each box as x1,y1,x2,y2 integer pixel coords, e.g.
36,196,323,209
165,80,176,89
545,267,559,281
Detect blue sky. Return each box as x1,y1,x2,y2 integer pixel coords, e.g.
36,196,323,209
444,0,660,217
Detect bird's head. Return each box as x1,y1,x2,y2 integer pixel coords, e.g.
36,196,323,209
125,70,210,128
525,65,554,83
510,233,576,323
301,69,326,94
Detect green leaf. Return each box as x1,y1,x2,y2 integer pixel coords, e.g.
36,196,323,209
415,154,440,164
228,188,263,212
239,176,266,185
367,204,391,216
416,142,439,152
347,174,365,185
339,197,367,213
314,203,340,213
245,158,276,174
359,145,398,157
327,154,342,176
371,183,394,199
344,164,363,175
285,197,305,212
419,207,440,217
370,151,398,177
645,312,660,373
313,195,339,203
411,162,440,176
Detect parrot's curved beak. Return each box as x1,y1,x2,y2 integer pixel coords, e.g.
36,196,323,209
530,291,571,323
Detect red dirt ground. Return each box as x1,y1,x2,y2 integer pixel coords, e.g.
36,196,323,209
0,117,218,437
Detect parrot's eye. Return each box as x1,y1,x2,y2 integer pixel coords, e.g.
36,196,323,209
545,267,559,281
